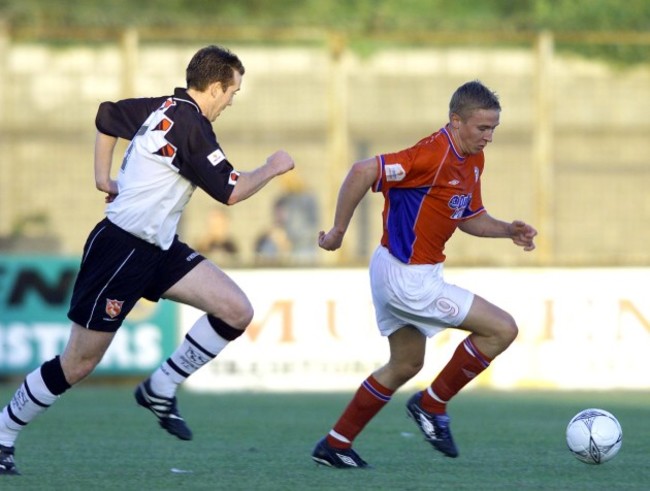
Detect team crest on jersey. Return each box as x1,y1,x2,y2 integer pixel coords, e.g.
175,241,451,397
207,149,226,166
105,299,124,318
228,171,240,185
385,163,406,182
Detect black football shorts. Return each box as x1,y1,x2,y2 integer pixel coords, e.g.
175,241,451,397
67,218,204,332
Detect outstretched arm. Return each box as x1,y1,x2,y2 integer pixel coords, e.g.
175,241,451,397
319,157,378,251
459,212,537,251
94,131,119,203
227,150,295,205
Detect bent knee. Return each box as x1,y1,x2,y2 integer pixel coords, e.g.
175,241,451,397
232,300,254,330
497,314,519,346
208,297,253,331
208,299,253,335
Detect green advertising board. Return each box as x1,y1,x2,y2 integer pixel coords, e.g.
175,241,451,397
0,255,178,375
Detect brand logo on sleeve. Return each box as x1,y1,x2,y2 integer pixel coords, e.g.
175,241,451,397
228,171,240,186
385,163,406,182
207,149,226,166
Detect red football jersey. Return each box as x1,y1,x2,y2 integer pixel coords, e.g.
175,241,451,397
373,126,486,264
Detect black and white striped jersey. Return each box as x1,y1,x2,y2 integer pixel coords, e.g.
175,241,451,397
95,88,239,250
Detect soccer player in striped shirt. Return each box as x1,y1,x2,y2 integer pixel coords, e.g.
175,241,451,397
0,45,295,475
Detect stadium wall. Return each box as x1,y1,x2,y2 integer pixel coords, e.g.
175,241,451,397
181,267,650,392
0,256,177,374
2,261,647,390
0,39,649,267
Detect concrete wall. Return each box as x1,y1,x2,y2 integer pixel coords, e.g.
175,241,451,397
0,41,648,266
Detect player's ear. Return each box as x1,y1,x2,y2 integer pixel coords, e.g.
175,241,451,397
450,113,461,129
210,81,225,97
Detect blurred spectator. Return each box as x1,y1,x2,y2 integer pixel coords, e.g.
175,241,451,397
196,208,240,266
254,173,318,266
254,206,293,266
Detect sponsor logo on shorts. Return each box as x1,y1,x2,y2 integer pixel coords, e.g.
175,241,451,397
186,252,200,262
435,297,460,317
105,298,124,318
228,171,240,186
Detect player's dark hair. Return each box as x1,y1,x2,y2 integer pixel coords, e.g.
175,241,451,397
186,45,245,92
449,80,501,121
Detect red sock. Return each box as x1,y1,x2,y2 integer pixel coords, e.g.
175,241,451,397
326,375,394,449
420,336,492,414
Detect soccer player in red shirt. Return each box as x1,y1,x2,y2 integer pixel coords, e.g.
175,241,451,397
312,80,537,468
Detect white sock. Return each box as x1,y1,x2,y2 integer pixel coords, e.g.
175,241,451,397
149,314,230,397
0,368,59,446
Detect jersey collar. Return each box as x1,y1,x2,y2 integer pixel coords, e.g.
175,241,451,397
172,87,201,113
441,125,466,161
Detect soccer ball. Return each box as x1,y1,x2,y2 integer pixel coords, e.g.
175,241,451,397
566,408,622,464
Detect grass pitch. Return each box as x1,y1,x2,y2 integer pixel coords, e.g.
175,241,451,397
1,384,648,490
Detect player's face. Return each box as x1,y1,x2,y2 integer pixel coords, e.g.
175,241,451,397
454,109,500,156
209,71,243,121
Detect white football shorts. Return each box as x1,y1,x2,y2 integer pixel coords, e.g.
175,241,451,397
369,246,474,338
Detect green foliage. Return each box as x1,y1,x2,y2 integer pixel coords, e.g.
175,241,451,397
1,0,648,31
535,0,650,30
533,0,650,64
0,0,648,63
